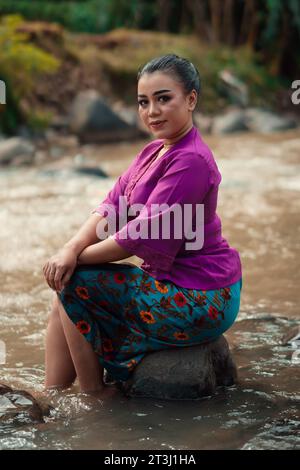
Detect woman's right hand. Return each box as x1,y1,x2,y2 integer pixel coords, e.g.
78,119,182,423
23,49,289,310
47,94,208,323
43,247,78,293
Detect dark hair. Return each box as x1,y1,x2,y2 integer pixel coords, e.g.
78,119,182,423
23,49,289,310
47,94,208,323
137,53,201,96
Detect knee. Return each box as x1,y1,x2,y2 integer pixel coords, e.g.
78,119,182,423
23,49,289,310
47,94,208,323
47,293,61,323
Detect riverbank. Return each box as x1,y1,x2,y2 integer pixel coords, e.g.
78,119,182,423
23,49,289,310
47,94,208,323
1,18,299,138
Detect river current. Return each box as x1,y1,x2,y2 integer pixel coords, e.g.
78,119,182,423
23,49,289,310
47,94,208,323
0,131,299,449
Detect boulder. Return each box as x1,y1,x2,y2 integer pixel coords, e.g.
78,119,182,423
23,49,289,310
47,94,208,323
111,101,139,127
68,90,145,143
0,384,50,426
244,108,298,133
218,69,249,107
211,109,248,134
0,137,35,165
193,112,213,134
120,335,237,400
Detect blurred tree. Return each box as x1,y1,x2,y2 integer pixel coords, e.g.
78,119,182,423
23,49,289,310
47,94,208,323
182,0,300,78
156,0,173,31
261,0,300,77
0,0,299,78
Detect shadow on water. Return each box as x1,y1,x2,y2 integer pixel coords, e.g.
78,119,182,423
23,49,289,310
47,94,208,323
0,131,299,449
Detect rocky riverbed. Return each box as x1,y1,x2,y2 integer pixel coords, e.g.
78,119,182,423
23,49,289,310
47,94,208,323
0,130,299,449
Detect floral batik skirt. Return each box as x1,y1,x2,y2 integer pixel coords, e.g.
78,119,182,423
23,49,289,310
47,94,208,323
58,262,242,382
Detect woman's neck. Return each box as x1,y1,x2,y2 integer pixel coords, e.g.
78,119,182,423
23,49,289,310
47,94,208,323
162,122,194,148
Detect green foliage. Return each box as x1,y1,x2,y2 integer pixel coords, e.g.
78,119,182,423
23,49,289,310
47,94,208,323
263,0,300,42
0,0,114,33
89,29,283,113
199,46,282,112
26,109,53,131
0,14,60,133
0,0,158,33
0,14,59,95
94,0,157,31
0,1,71,29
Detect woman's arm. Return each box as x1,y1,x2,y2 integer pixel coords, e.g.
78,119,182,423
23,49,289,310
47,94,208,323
43,213,109,292
64,212,108,256
77,236,131,265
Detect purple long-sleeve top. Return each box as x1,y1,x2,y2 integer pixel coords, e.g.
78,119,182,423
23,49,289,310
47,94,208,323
93,125,242,289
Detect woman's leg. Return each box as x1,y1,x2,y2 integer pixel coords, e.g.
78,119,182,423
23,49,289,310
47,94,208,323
45,294,77,389
56,296,104,393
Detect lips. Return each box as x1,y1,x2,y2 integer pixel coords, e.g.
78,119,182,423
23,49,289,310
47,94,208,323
149,120,166,128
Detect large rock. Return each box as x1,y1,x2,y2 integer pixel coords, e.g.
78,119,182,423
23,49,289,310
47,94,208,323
211,109,248,134
193,112,213,134
120,335,237,400
0,384,50,426
244,108,297,133
68,90,145,143
218,69,249,107
0,137,35,165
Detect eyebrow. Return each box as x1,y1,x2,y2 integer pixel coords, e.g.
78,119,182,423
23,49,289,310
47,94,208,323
137,89,172,98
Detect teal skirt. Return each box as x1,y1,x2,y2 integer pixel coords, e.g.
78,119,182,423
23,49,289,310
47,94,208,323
58,262,242,381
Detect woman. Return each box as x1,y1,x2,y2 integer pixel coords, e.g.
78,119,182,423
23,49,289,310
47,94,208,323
43,54,242,394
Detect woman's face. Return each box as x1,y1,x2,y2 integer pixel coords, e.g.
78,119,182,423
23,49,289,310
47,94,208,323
137,71,197,140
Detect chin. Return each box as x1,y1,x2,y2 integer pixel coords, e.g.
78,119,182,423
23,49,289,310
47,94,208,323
150,128,169,137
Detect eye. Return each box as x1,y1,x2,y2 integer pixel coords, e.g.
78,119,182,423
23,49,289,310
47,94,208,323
138,95,171,107
138,99,147,107
158,95,170,102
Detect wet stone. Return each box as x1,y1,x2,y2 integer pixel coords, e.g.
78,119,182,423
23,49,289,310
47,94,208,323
120,335,237,400
0,384,50,427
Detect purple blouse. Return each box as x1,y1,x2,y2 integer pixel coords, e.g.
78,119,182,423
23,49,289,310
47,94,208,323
93,125,242,290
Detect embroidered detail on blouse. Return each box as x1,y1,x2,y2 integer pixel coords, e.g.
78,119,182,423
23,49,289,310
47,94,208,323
125,144,165,205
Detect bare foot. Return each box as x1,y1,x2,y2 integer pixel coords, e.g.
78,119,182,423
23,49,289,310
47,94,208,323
34,383,74,401
82,384,120,400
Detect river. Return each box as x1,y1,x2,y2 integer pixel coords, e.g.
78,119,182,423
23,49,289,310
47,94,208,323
0,130,299,449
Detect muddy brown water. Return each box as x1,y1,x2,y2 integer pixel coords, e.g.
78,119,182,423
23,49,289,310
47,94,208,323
0,131,299,449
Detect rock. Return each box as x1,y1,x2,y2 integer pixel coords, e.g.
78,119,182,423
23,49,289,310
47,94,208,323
68,90,145,143
219,69,249,107
281,326,300,346
0,395,16,411
0,137,35,165
111,101,139,126
0,384,50,426
193,112,213,134
50,115,69,131
74,166,108,178
244,108,297,133
45,130,79,149
72,153,108,177
121,335,237,400
49,145,64,159
211,109,248,134
34,150,48,164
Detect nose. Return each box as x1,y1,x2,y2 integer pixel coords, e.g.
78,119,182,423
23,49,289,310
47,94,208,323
148,100,160,117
